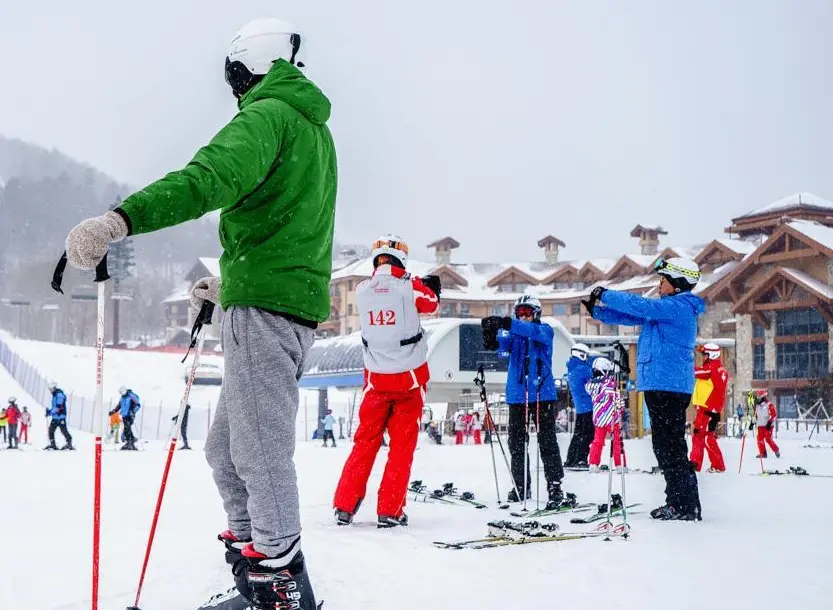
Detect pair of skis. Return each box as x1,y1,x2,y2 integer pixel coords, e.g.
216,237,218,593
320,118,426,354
753,465,833,478
434,519,630,549
409,480,488,509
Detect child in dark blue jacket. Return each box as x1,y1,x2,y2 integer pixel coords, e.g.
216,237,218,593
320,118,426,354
583,258,705,521
564,343,596,468
482,295,567,509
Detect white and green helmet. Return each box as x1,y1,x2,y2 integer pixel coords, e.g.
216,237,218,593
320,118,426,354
655,257,701,292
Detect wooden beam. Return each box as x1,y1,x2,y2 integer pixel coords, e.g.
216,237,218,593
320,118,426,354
752,310,769,328
774,279,785,300
751,299,820,311
758,249,821,264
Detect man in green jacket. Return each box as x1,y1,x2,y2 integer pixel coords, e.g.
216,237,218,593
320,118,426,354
64,18,335,610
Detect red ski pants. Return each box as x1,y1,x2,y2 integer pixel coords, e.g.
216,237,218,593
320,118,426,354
588,424,622,467
473,430,481,445
334,386,423,518
455,431,464,444
756,426,779,456
689,409,725,471
19,424,28,444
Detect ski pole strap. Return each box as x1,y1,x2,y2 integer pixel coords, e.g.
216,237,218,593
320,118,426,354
182,301,216,363
50,251,110,294
474,365,487,402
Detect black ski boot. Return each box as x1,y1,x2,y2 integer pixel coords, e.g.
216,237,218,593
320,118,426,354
44,442,58,450
597,493,623,514
334,509,353,526
649,504,699,521
377,513,408,528
544,482,567,510
60,442,75,450
239,540,321,610
507,487,531,503
195,531,254,610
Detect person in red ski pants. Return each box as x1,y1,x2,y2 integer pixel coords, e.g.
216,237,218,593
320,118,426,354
753,390,780,458
333,234,440,528
689,343,727,472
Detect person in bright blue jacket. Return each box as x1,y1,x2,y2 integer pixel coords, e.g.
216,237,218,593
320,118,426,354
45,381,74,450
583,257,705,521
564,344,596,468
482,295,567,509
118,386,141,451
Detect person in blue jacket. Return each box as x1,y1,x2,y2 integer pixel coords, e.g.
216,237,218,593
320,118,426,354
564,343,596,468
481,295,567,509
45,381,74,450
583,257,705,521
118,386,141,451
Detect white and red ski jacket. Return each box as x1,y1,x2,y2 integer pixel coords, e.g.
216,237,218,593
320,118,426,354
755,401,777,427
694,358,728,413
356,264,439,392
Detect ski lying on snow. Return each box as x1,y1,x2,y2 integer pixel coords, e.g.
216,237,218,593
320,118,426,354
569,504,642,524
433,520,630,549
408,481,488,508
751,466,833,478
509,502,595,518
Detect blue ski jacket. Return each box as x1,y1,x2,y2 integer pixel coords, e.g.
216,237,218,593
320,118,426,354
497,319,557,405
566,357,595,414
47,389,68,421
592,290,705,394
118,391,141,418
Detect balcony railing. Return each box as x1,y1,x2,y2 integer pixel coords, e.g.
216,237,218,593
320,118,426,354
753,366,830,381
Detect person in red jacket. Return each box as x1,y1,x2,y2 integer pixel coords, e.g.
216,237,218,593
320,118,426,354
333,235,440,528
689,343,727,472
753,389,780,458
5,397,22,449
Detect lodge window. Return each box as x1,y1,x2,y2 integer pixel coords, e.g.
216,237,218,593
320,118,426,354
570,303,581,315
775,308,827,336
459,304,471,318
752,323,765,338
775,341,829,379
552,304,567,316
555,282,570,290
491,303,508,315
440,303,455,317
753,344,766,380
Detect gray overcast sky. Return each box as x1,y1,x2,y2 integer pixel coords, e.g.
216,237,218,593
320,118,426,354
2,1,832,263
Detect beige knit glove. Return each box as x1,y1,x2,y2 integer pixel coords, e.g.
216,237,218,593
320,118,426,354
190,276,222,310
65,211,129,270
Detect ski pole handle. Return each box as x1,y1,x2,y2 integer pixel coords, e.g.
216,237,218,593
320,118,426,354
50,251,110,294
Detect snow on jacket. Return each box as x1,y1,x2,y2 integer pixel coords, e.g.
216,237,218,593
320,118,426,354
755,402,777,427
497,319,557,404
118,60,337,323
5,404,21,425
592,291,705,394
118,391,141,419
566,357,595,415
694,358,728,412
585,375,620,427
321,414,335,430
48,389,68,421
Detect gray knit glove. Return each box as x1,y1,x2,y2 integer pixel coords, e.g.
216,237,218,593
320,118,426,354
190,276,222,310
65,211,129,270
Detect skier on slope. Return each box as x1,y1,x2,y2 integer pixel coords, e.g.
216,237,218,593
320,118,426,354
5,398,21,449
584,357,623,472
45,382,74,451
563,343,595,469
19,406,31,445
753,390,780,459
62,17,336,610
117,386,141,451
689,343,727,473
320,409,336,448
481,295,569,508
583,258,704,521
171,404,192,450
333,235,440,527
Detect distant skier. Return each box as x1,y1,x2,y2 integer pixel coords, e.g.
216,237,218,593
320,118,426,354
0,408,6,444
564,343,595,468
753,390,780,459
45,382,73,450
19,406,31,444
117,386,141,451
107,407,121,444
333,234,440,528
454,411,467,444
689,343,727,473
320,409,336,447
172,404,192,450
470,412,483,445
584,257,704,521
481,295,568,509
5,398,21,449
585,358,623,472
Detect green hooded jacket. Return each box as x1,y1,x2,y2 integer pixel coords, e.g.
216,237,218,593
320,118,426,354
118,60,337,323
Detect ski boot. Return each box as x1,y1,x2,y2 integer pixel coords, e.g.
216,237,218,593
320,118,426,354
60,442,75,450
597,493,624,515
707,467,725,473
544,482,568,510
238,540,321,610
649,504,698,521
775,450,781,458
377,513,408,528
334,509,353,526
507,487,531,503
588,464,600,473
44,442,58,450
755,453,767,459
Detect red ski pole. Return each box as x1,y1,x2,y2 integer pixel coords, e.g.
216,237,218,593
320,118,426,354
127,302,214,610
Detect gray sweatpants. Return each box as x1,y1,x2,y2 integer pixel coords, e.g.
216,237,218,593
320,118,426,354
205,306,314,557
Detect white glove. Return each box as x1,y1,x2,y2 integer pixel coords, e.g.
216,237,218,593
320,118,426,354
190,276,222,310
65,211,129,270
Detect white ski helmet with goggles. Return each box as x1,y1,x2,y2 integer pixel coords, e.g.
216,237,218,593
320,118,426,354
371,234,409,268
699,342,721,360
592,357,615,374
570,343,590,361
225,18,304,98
514,295,542,320
654,257,701,292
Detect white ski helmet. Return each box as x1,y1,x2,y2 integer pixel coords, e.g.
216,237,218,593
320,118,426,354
371,234,409,268
119,386,128,395
47,381,57,392
514,295,542,320
655,257,701,292
700,342,721,360
8,396,16,404
570,343,590,361
225,18,304,98
592,357,615,374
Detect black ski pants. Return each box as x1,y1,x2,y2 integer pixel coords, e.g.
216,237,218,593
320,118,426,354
507,402,564,493
565,412,594,466
122,415,136,445
48,419,73,445
645,391,701,515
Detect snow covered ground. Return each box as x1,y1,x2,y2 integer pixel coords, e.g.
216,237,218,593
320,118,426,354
3,365,833,610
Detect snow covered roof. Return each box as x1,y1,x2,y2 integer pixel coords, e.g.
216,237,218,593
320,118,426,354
162,280,191,304
629,224,667,236
787,220,833,252
715,238,757,255
780,268,833,300
737,192,833,219
199,257,221,277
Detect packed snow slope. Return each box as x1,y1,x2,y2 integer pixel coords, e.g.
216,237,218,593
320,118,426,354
2,365,832,610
